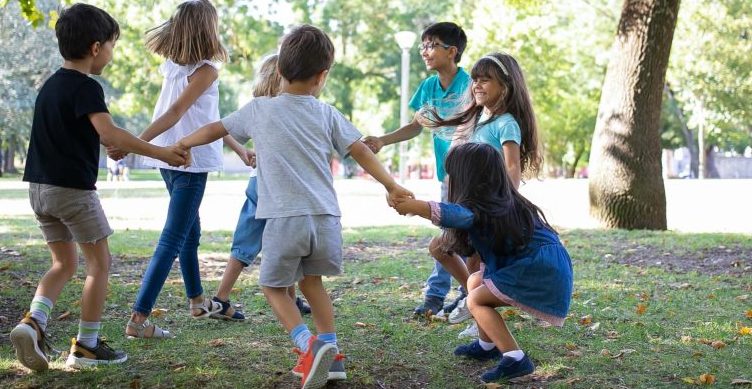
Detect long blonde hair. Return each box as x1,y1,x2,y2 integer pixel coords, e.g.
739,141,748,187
145,0,228,65
252,54,282,97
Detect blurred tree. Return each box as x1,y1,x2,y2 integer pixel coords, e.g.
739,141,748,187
588,0,680,230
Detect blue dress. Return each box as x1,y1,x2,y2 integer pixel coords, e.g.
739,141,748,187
430,201,573,326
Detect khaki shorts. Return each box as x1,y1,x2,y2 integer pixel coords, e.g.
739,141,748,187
29,183,113,243
259,215,342,287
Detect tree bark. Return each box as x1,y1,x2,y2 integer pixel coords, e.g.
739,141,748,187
588,0,680,230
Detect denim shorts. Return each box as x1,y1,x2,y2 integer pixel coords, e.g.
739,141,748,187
230,177,265,266
259,215,342,287
28,183,113,243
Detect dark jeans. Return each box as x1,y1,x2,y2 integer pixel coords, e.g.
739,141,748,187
133,169,207,315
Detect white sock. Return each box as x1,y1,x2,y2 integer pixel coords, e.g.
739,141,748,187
29,295,53,331
76,321,101,349
478,339,496,351
503,349,525,361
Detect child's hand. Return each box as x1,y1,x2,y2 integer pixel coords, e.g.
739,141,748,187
162,144,189,167
238,148,256,168
362,136,384,154
106,146,128,161
393,198,417,215
385,184,414,207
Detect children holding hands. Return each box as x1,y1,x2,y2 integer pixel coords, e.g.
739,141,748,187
176,25,412,389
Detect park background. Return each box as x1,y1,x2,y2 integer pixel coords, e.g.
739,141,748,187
1,0,752,388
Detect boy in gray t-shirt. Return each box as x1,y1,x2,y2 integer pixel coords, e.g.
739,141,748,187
178,25,412,388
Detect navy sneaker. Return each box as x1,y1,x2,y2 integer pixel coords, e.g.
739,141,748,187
454,340,501,361
480,355,535,383
296,297,312,315
414,296,444,316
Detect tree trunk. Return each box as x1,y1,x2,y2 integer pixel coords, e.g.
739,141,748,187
588,0,680,230
3,145,17,174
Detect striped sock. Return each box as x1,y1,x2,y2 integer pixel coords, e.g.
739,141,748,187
290,323,312,352
317,332,338,351
29,296,53,331
77,321,101,349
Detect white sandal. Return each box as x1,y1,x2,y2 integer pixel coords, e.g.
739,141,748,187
189,298,222,319
126,319,174,339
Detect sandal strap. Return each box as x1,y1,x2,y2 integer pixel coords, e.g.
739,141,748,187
127,319,173,338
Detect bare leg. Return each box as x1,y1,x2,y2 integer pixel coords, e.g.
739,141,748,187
429,236,469,291
215,258,244,301
262,285,302,331
35,241,79,304
466,253,481,274
468,284,519,352
77,239,112,323
287,285,297,301
297,276,334,334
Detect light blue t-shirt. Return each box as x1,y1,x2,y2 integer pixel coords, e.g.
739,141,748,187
470,112,522,151
409,68,471,182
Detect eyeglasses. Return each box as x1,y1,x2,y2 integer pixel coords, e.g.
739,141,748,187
418,42,452,52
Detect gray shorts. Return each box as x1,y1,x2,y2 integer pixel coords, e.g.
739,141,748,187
29,183,113,243
259,215,342,287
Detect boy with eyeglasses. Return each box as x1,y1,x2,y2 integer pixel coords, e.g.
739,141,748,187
363,22,471,319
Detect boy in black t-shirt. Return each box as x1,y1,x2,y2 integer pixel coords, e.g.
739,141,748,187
11,3,186,372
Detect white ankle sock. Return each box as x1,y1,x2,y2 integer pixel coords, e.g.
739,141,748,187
478,339,496,351
503,349,525,361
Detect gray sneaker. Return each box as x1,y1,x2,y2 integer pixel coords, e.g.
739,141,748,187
458,320,479,339
328,353,346,381
448,296,472,324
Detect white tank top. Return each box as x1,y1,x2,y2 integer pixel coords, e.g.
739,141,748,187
141,60,223,172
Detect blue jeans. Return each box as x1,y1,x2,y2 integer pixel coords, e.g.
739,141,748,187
425,181,451,300
230,176,265,266
133,169,208,315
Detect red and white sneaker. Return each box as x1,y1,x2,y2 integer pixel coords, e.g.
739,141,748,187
292,348,346,381
296,336,336,389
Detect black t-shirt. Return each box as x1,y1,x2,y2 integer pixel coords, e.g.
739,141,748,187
23,68,109,190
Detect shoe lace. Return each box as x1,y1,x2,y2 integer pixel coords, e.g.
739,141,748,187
97,338,117,354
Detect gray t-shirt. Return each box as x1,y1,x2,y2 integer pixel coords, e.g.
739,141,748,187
222,93,362,218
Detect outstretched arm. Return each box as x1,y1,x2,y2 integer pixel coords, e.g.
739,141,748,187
348,140,413,204
89,112,187,167
178,121,229,149
362,118,422,153
393,198,431,219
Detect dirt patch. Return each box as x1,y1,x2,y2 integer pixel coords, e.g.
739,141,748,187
600,241,751,276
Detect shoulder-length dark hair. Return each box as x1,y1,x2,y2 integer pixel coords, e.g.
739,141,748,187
441,142,553,257
423,52,542,178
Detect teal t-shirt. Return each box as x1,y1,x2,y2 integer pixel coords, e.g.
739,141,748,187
409,68,471,182
470,112,522,151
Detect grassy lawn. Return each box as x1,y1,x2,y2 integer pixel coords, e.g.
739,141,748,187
0,217,751,388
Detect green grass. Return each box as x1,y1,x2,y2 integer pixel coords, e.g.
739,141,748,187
0,219,750,388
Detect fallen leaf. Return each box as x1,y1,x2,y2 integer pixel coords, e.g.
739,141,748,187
681,335,693,343
738,326,752,336
579,314,592,326
565,377,582,385
566,350,582,358
707,293,716,299
56,311,71,321
683,377,697,384
588,322,601,331
130,378,141,389
711,341,726,349
150,308,168,318
430,314,447,322
698,338,713,345
484,383,502,389
737,295,749,301
636,304,647,315
609,349,636,359
501,309,517,318
209,339,225,347
0,263,11,271
398,283,410,291
564,343,578,351
731,379,752,385
637,292,650,302
692,351,704,358
745,310,752,319
600,349,611,356
354,322,369,328
606,330,620,339
699,373,716,385
670,282,693,290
